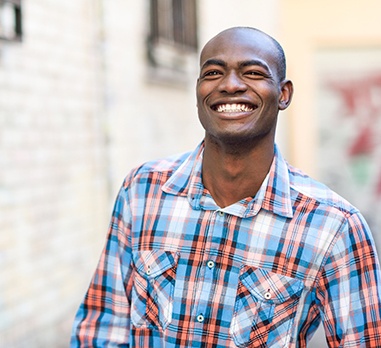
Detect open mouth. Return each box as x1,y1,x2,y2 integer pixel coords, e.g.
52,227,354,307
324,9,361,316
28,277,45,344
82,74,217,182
211,103,257,113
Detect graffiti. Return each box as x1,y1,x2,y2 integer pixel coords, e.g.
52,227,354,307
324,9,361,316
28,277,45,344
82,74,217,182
316,48,381,249
326,73,381,196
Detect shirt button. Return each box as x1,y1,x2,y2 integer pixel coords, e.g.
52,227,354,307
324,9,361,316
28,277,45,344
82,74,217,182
218,211,224,217
264,291,272,300
146,266,151,275
196,314,205,323
207,260,215,269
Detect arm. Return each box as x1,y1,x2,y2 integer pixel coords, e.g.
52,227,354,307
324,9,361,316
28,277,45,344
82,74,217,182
317,212,381,347
71,186,133,347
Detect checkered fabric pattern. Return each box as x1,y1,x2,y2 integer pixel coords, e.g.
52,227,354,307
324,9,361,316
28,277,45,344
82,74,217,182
71,142,381,347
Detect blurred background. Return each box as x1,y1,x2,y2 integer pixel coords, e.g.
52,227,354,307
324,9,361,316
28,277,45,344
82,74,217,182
0,0,380,346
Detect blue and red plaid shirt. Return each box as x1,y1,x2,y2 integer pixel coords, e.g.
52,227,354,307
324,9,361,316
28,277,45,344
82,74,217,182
71,142,381,347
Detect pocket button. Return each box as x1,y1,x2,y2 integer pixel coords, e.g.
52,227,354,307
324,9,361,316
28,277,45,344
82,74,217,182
264,291,272,300
197,314,205,323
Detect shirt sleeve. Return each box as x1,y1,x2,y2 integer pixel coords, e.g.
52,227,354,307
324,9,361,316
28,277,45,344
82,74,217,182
316,211,381,347
70,185,133,347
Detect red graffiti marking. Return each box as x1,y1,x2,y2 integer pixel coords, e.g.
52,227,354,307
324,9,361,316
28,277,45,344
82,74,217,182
326,73,381,196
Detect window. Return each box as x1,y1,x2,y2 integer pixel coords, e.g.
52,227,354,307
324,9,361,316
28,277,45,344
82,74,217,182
0,0,22,41
147,0,198,82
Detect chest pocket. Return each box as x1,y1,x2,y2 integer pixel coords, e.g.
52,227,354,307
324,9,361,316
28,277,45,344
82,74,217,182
230,266,304,347
131,250,180,330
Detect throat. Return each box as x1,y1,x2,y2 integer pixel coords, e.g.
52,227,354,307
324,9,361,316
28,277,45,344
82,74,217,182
202,162,264,208
201,140,274,208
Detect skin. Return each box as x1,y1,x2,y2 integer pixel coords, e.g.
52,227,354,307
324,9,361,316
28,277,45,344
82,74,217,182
196,27,293,208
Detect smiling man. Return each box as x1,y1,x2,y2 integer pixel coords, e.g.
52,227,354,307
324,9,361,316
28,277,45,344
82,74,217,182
71,27,381,347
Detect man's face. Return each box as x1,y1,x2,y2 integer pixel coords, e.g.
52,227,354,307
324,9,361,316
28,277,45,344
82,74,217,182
196,28,292,147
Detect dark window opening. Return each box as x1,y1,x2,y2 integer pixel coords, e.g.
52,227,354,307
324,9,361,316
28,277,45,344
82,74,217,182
0,0,22,42
148,0,198,73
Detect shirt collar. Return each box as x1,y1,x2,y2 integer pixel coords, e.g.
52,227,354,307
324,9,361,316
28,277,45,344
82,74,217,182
162,142,293,219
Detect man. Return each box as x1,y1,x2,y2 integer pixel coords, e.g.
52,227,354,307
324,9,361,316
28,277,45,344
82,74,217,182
71,27,381,347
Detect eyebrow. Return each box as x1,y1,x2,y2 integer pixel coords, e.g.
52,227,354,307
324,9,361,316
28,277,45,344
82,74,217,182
239,59,271,74
200,59,226,70
200,58,272,75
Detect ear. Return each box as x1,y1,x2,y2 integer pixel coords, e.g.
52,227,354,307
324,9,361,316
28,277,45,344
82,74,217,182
278,80,294,111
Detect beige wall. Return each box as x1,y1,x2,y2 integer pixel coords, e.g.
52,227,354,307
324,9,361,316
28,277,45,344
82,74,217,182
277,4,381,344
279,0,381,176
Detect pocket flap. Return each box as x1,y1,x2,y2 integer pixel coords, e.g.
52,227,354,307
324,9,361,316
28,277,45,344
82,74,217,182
239,266,304,304
132,250,179,279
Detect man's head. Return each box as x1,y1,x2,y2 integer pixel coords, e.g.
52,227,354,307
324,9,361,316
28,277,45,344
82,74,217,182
196,27,293,148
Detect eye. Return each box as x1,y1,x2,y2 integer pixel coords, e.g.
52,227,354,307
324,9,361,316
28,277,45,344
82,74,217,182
248,71,262,75
201,70,222,79
245,70,265,78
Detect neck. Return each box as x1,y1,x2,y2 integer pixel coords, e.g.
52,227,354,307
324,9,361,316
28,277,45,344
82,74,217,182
202,137,275,208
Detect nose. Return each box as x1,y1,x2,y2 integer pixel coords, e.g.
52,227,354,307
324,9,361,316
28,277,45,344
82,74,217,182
219,71,247,94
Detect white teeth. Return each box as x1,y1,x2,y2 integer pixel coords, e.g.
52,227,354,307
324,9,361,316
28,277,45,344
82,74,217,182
216,103,253,113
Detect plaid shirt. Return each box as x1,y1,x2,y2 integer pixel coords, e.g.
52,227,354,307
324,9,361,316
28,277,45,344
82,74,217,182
71,142,381,347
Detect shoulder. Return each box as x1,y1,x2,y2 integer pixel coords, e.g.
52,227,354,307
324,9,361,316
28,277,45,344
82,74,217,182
121,151,192,189
286,162,358,216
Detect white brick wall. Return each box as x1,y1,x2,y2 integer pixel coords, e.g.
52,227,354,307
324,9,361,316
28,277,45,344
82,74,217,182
0,1,110,346
0,1,202,346
101,1,202,194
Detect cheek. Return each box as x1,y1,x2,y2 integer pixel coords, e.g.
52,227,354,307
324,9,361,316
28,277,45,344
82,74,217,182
261,89,282,109
196,82,214,102
195,87,203,108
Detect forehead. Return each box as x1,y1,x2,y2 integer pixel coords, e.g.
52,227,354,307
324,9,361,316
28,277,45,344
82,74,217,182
200,29,278,69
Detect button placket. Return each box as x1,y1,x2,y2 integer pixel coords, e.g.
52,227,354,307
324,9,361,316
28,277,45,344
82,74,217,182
193,210,221,328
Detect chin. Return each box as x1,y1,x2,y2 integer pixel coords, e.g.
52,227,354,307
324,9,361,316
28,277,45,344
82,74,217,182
207,129,274,148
